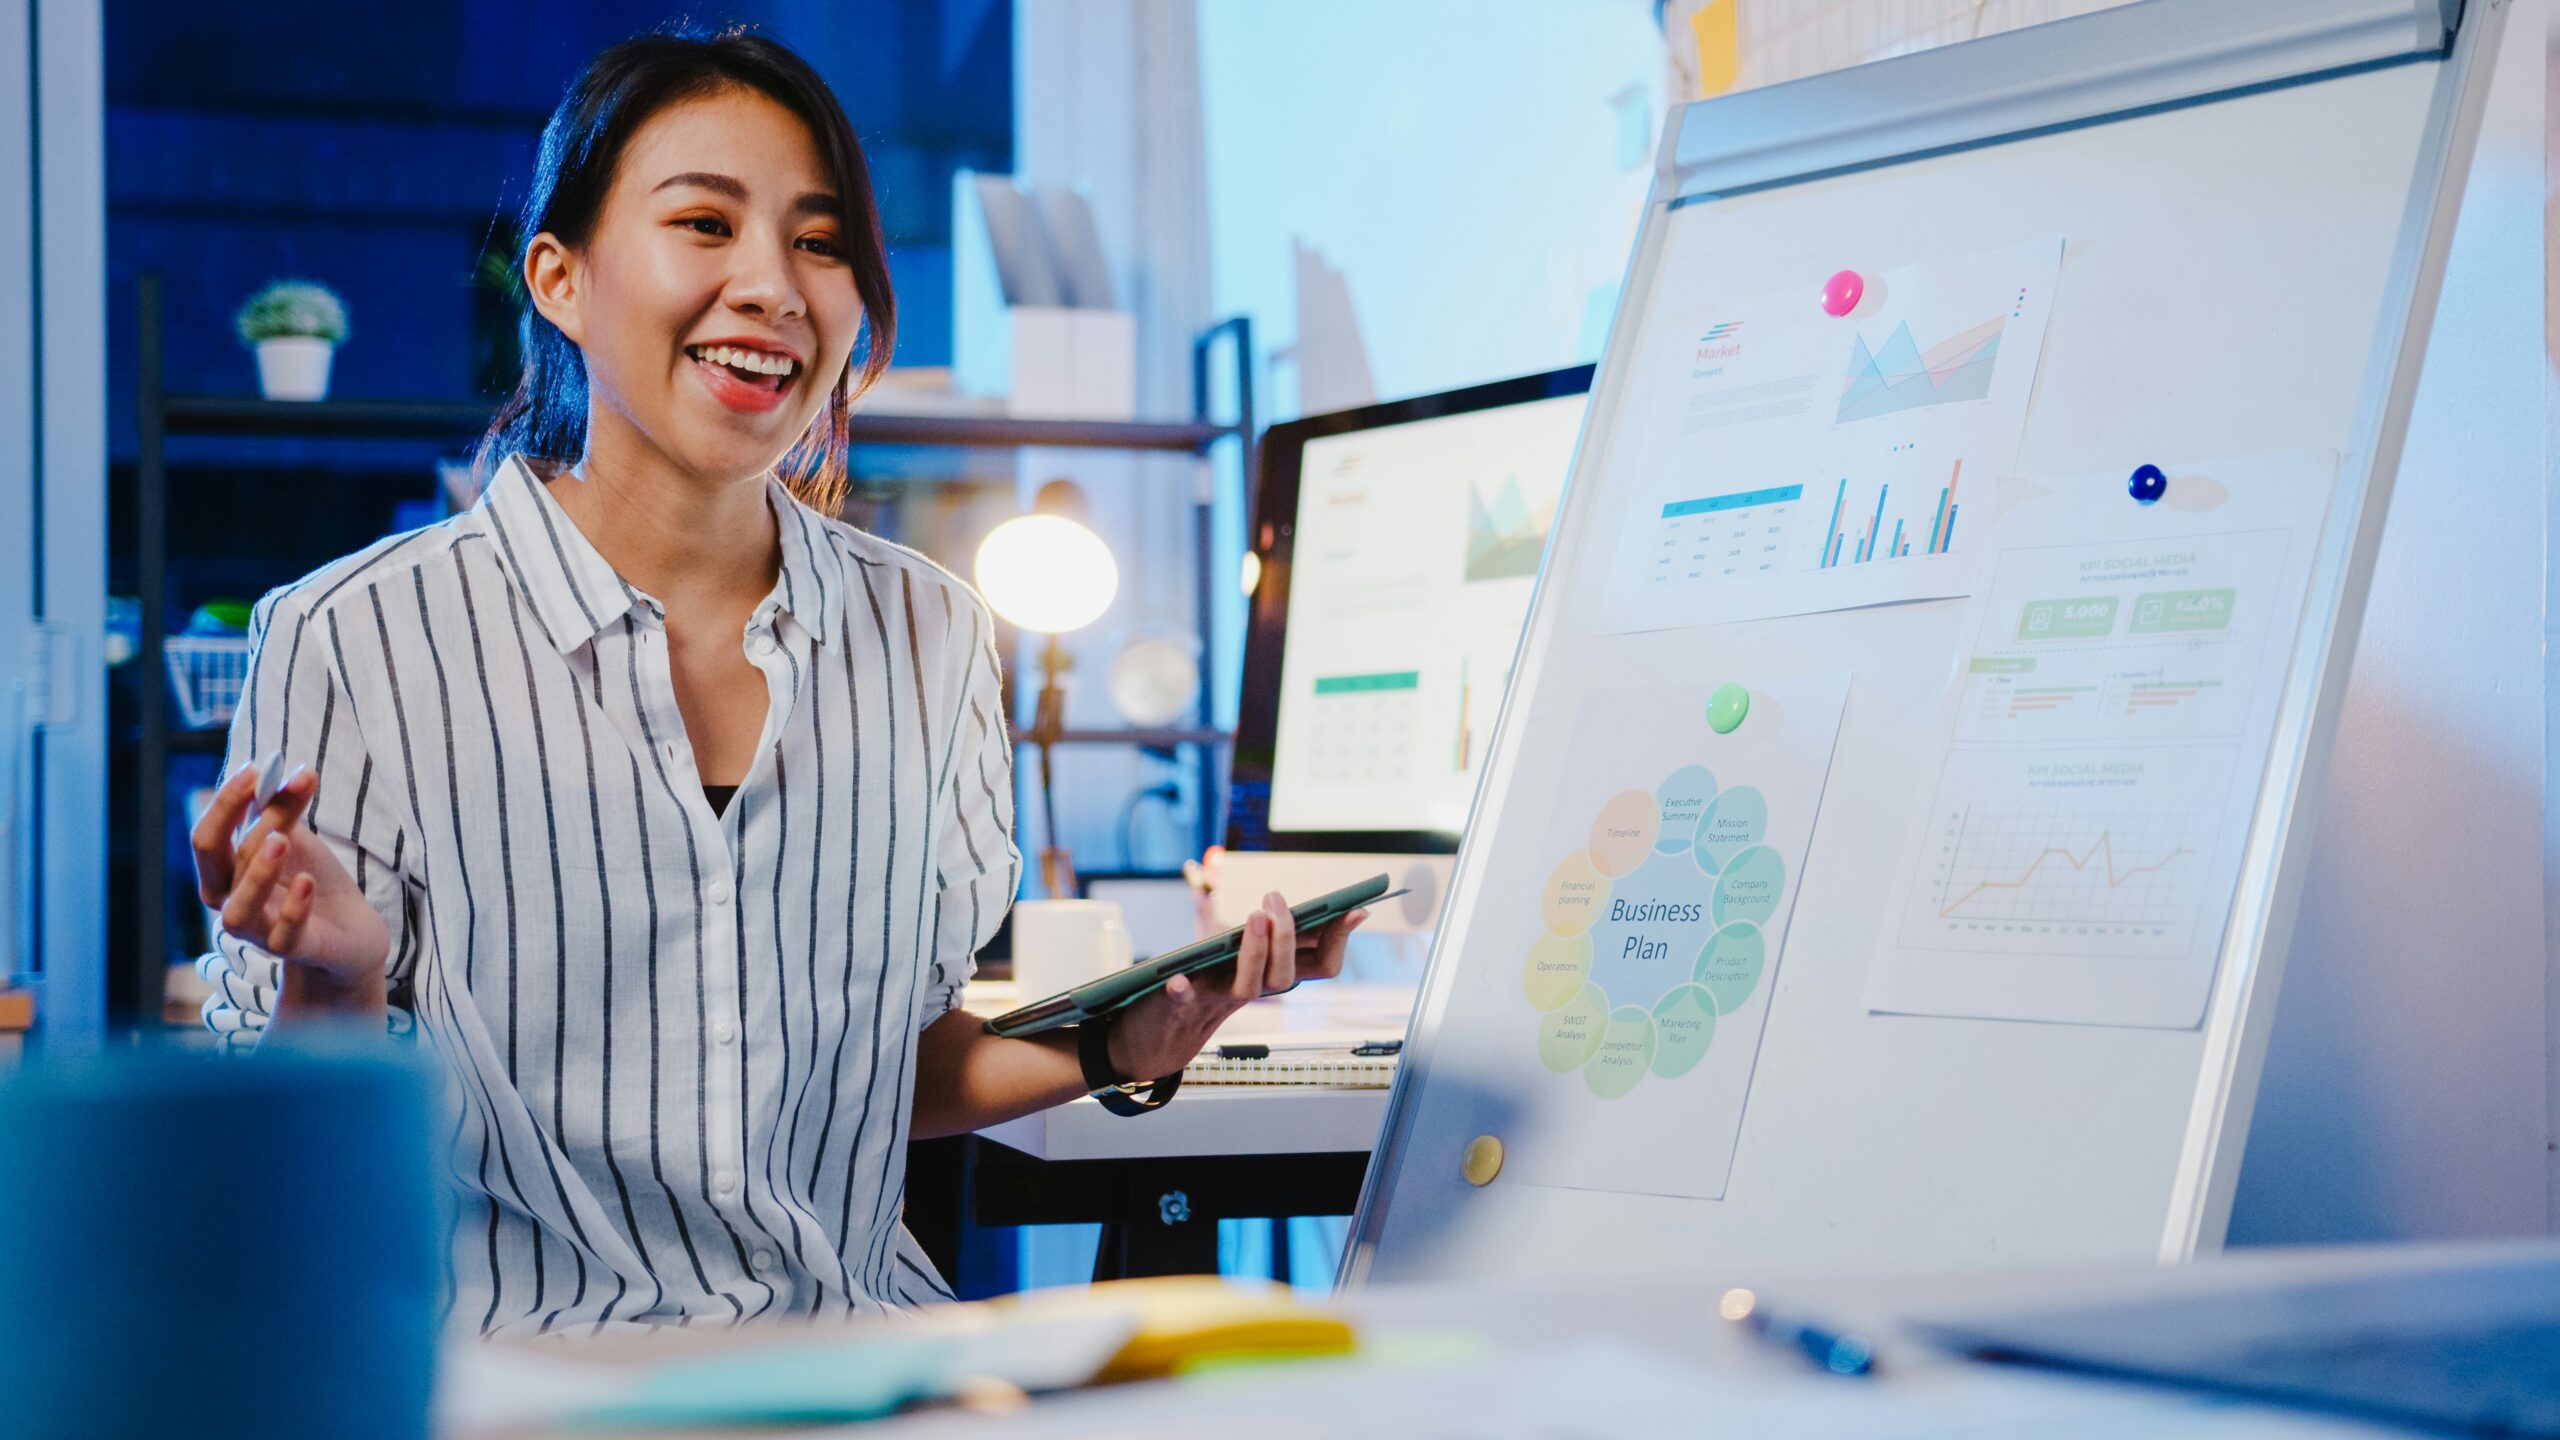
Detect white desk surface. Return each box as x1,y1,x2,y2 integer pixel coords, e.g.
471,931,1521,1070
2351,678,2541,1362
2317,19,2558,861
966,980,1411,1162
859,1242,2545,1438
443,1240,2560,1437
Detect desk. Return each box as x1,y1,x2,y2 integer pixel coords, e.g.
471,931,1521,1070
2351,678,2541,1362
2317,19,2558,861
865,1244,2540,1438
919,982,1409,1283
442,1240,2560,1437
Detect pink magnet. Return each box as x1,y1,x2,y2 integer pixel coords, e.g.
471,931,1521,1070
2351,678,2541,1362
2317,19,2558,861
1821,269,1865,317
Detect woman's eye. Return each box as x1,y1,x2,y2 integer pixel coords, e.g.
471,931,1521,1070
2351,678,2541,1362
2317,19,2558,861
799,236,844,259
680,216,729,237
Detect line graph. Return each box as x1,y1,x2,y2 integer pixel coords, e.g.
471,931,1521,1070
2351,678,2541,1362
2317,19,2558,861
1920,798,2211,941
1935,816,2193,921
1466,472,1552,582
1837,315,2004,422
1835,275,2038,425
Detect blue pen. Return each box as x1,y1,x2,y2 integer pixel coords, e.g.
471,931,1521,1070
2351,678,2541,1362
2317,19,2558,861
1720,1287,1876,1377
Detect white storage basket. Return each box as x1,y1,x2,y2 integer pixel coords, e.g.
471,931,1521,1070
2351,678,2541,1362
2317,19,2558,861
163,635,251,731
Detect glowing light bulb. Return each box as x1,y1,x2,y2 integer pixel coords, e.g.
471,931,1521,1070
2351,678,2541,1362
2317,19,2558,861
973,514,1119,634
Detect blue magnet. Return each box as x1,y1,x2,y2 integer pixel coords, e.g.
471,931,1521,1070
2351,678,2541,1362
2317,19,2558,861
2128,464,2167,504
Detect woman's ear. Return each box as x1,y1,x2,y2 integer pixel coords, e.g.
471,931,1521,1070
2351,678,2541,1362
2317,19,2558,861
522,232,584,346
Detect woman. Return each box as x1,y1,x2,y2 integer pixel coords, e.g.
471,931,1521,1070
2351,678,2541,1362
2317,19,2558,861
190,25,1358,1336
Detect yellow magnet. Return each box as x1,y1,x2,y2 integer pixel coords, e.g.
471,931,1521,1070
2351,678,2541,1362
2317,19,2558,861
1707,682,1751,734
1462,1135,1505,1187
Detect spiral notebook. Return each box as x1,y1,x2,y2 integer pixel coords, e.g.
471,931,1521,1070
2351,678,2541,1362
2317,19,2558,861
1181,1051,1400,1088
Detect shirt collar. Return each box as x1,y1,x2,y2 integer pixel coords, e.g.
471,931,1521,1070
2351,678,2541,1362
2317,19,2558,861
476,455,843,655
766,473,843,650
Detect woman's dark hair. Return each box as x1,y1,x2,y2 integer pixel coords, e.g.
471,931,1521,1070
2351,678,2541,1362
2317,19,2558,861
476,24,894,514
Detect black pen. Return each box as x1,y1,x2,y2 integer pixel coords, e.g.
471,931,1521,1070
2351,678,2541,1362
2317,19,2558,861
1214,1039,1403,1060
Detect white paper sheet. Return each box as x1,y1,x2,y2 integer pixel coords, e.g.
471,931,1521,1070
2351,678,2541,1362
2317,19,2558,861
1865,452,2335,1029
1595,239,2062,633
1474,672,1849,1200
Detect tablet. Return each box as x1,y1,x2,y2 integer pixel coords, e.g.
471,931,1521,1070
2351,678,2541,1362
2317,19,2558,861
982,874,1401,1038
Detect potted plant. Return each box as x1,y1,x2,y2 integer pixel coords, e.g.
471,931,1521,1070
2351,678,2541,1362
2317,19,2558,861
234,280,349,401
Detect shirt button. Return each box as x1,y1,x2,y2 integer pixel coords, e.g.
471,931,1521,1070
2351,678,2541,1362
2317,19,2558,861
715,1170,738,1195
706,879,731,907
714,1020,737,1045
751,1249,775,1273
750,635,777,659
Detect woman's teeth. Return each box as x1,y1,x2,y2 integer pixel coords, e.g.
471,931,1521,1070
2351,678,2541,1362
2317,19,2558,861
686,344,799,380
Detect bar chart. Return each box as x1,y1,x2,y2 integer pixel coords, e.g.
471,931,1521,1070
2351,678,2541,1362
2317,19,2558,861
1816,458,1964,568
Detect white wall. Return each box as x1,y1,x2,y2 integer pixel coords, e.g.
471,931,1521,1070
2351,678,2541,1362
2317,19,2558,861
2225,0,2554,1245
1192,1,2148,423
2547,0,2560,1236
998,1,1670,873
1197,0,1665,421
1,0,108,1039
1000,0,1222,879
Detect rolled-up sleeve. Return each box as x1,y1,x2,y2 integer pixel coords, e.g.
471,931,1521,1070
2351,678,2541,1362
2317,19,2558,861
196,589,420,1049
924,596,1020,1021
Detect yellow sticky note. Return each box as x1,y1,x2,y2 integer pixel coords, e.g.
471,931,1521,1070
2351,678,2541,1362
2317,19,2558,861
1690,0,1741,99
998,1276,1358,1385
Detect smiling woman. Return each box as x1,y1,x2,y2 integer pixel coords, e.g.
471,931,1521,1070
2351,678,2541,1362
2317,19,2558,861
477,28,896,515
186,22,1362,1338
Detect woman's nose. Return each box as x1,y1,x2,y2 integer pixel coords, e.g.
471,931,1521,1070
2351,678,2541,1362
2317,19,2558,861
723,234,803,319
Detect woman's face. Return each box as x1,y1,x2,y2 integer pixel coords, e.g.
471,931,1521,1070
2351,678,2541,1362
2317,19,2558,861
532,86,863,484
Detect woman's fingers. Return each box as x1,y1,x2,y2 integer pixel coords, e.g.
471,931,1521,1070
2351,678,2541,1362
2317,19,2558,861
1304,908,1363,981
229,769,316,882
192,764,263,905
1228,909,1273,1001
1260,892,1298,996
220,831,290,938
267,874,316,955
266,767,318,830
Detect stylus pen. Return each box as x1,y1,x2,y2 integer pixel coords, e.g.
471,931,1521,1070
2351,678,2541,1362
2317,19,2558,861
1720,1288,1876,1377
250,748,287,811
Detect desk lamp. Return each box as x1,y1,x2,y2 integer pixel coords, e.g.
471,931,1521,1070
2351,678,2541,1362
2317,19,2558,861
974,482,1118,897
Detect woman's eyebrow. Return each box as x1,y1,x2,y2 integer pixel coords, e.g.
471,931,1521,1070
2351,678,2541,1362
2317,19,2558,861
653,170,748,199
652,171,842,217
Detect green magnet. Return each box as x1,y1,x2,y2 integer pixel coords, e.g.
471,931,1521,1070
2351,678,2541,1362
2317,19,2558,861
1707,683,1751,734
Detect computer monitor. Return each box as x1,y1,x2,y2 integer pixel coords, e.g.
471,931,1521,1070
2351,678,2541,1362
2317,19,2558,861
1216,365,1593,928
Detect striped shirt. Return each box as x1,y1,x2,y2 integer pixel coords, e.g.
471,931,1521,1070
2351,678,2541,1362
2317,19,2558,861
196,454,1020,1335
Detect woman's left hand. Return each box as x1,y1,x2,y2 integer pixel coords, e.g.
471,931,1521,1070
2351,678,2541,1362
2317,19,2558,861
1105,891,1365,1083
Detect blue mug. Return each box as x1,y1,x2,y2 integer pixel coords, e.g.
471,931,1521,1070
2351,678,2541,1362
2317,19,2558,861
0,1033,445,1439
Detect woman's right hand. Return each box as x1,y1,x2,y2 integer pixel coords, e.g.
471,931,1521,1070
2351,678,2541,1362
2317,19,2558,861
192,762,390,985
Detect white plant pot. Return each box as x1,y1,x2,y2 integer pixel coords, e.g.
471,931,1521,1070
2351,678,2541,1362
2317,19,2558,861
255,337,335,401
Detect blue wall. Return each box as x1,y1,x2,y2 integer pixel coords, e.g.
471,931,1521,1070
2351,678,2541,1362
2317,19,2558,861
104,0,1012,455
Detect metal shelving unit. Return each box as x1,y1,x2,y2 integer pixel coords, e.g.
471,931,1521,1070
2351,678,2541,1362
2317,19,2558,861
131,274,1253,1022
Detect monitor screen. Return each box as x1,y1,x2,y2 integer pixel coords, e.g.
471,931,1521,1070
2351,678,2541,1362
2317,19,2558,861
1244,382,1589,844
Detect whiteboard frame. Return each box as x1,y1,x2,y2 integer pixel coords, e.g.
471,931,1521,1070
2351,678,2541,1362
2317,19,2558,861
1343,0,2504,1285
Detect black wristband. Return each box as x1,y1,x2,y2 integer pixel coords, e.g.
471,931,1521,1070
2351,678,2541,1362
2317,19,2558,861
1077,1013,1181,1117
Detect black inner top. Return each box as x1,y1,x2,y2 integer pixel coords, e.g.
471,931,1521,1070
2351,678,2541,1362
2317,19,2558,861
704,784,737,818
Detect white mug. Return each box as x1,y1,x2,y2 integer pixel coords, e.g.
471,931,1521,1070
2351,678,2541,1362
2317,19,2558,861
1010,899,1133,998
